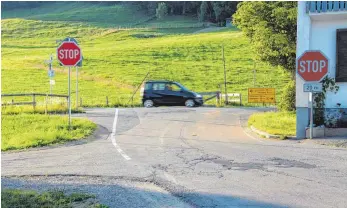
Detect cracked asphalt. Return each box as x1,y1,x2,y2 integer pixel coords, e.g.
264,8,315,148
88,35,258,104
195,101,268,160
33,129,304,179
2,107,347,208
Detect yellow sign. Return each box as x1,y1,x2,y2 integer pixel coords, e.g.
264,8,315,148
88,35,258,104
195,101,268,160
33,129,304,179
248,88,276,103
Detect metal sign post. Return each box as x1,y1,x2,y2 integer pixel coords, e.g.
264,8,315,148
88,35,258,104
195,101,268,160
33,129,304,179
76,66,78,108
309,92,313,139
297,50,329,139
57,38,82,131
303,83,322,139
68,67,71,129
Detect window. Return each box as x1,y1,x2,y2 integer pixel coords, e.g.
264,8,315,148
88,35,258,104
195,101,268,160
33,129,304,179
166,83,182,92
152,83,166,91
336,29,347,82
144,83,152,90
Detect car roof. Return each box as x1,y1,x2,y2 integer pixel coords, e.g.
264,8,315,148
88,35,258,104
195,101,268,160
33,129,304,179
145,80,171,83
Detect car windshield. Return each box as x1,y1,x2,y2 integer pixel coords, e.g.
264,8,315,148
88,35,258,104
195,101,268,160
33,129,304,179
174,82,188,91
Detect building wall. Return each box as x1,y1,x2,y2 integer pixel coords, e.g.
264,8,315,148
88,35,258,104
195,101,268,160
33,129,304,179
311,19,347,108
296,2,347,138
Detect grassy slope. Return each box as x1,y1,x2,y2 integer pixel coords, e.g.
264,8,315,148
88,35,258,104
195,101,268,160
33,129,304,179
1,2,153,27
1,114,96,151
1,3,291,107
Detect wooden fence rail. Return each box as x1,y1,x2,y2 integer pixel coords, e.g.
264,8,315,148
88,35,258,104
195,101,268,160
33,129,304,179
1,93,69,110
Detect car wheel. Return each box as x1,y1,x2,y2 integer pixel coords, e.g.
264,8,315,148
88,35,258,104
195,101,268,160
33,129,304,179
185,99,195,107
144,100,154,108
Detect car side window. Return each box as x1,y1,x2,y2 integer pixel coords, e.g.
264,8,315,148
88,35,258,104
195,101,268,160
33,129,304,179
169,84,182,92
144,83,151,90
152,83,166,91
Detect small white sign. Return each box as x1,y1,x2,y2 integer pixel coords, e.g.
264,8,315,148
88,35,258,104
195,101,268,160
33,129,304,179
303,83,322,92
48,70,55,78
50,80,55,85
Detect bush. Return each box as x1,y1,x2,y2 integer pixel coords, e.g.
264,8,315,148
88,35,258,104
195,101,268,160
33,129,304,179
278,80,295,112
156,3,168,20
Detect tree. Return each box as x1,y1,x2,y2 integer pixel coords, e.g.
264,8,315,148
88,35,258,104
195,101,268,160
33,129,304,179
156,3,168,20
233,2,297,74
199,2,209,22
233,2,297,111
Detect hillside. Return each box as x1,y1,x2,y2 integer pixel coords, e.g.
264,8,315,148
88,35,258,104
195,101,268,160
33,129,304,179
1,2,291,107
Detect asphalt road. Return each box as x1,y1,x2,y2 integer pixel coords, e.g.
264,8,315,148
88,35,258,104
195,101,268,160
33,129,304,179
2,107,347,208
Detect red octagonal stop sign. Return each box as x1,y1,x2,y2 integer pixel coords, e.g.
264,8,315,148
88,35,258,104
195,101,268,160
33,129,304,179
57,41,81,67
297,50,328,82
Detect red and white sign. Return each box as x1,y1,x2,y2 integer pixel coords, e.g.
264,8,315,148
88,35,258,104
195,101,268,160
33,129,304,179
297,50,328,82
57,41,81,67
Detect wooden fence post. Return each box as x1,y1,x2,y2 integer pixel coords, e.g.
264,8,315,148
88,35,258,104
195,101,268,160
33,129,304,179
32,94,36,111
80,98,82,107
45,94,48,115
106,96,109,106
240,94,242,106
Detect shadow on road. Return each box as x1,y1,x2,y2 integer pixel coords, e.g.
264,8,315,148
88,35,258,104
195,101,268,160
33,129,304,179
2,176,289,208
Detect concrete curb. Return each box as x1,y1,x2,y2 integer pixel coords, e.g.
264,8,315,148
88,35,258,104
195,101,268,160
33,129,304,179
250,125,297,140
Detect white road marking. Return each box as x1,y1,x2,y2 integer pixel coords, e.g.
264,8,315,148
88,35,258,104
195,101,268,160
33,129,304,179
238,115,264,143
111,109,131,160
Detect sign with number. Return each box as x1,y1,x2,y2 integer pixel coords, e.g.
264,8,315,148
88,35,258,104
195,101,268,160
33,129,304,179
303,83,322,92
248,88,276,103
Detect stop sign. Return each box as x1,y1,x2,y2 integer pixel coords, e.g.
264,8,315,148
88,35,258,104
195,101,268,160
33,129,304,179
297,50,328,82
57,41,81,67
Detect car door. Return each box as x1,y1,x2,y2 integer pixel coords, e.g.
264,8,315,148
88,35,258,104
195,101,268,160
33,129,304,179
165,83,185,104
151,82,167,104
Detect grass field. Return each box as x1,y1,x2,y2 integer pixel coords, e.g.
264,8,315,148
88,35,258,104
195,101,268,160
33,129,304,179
1,2,291,107
1,114,96,151
1,189,107,208
248,111,296,137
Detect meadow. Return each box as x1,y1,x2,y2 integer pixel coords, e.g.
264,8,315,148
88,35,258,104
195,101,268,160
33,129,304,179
1,17,291,107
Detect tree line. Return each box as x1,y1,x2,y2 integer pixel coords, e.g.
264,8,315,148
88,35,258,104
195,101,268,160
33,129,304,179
134,1,238,26
2,1,239,26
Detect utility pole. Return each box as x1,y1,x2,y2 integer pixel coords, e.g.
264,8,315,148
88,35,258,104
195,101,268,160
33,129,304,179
253,61,256,87
223,45,228,104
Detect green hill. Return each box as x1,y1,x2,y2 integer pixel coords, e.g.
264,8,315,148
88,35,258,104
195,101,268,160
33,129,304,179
1,3,291,107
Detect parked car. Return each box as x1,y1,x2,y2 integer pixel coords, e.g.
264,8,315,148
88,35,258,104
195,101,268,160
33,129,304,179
140,80,203,108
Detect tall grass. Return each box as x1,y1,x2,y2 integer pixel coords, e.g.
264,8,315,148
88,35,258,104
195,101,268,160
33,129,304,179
248,111,296,136
1,114,96,151
1,189,107,208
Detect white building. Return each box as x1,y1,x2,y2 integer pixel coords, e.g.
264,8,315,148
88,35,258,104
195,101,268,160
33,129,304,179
296,1,347,138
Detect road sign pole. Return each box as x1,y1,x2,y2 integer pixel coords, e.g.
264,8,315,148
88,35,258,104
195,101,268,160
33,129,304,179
68,67,71,130
309,92,313,139
76,66,78,108
56,38,81,129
